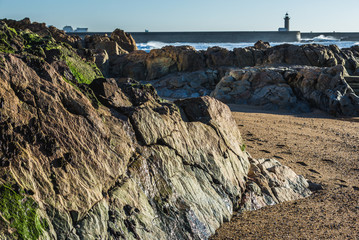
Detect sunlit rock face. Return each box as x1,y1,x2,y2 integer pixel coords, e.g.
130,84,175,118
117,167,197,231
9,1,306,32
0,20,311,240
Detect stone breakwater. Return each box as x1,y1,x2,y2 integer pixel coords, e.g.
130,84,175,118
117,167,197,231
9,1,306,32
0,19,313,239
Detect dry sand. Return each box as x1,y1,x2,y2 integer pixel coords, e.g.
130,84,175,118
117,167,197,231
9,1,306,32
210,105,359,240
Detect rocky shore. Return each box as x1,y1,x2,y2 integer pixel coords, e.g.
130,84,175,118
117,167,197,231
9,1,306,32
106,42,359,116
0,18,357,240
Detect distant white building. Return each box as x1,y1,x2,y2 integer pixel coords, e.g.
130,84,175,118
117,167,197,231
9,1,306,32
63,26,74,33
63,26,88,33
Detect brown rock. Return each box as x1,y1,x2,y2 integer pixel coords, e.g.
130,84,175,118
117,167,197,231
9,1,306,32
93,49,109,77
2,18,82,48
109,50,148,80
0,50,312,239
254,40,270,50
145,46,205,80
95,41,128,56
110,28,138,52
205,46,236,68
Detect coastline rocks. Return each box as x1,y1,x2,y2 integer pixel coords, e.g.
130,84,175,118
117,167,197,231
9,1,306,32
110,50,148,80
211,65,359,115
288,65,359,115
1,17,82,48
254,40,271,50
93,49,110,77
205,47,236,68
146,46,205,80
0,48,312,238
211,67,309,112
111,43,359,82
110,28,138,52
240,158,311,212
144,70,219,98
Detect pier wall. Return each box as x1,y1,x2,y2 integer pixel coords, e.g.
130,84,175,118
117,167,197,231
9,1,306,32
128,31,301,43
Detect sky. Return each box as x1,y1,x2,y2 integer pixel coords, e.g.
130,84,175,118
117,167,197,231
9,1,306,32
1,0,359,32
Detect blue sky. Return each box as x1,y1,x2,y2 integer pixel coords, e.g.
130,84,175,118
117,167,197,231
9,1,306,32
1,0,359,32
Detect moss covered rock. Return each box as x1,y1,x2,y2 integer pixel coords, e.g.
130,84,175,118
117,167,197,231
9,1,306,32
0,185,48,240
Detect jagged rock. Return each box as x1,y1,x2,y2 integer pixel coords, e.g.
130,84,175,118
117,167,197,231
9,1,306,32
109,45,205,80
146,48,177,80
112,43,359,81
211,65,359,115
205,47,236,68
0,21,314,240
109,50,148,80
240,158,311,212
254,40,270,50
110,29,138,52
211,67,300,110
88,78,133,108
93,49,109,77
146,46,205,80
0,50,311,239
145,70,219,98
84,35,128,56
84,34,111,49
288,65,359,115
1,18,82,48
264,44,359,74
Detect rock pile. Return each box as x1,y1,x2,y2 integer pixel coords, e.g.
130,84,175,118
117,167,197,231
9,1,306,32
211,65,359,115
110,41,359,80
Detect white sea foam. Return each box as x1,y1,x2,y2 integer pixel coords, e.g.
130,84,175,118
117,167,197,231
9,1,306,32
302,34,340,42
137,37,359,52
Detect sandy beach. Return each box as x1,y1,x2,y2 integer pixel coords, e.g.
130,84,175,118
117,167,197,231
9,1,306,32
210,105,359,239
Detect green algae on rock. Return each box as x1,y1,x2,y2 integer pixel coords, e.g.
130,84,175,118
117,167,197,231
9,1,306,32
0,185,48,240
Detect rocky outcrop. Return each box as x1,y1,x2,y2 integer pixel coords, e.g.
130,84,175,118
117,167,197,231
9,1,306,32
136,63,359,116
109,42,359,81
109,50,148,80
0,22,312,239
83,29,138,77
240,158,311,212
84,34,129,56
1,17,82,48
144,70,219,99
211,65,359,115
109,45,206,80
110,29,138,52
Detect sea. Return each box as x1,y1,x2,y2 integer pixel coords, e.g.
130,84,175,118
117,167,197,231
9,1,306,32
137,35,359,52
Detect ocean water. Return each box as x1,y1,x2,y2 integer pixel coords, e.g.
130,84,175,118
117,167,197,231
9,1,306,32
137,35,359,52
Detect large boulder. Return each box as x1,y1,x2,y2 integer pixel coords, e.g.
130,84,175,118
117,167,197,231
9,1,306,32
85,35,128,56
110,28,138,52
146,46,205,80
0,49,311,239
240,158,311,212
205,46,236,68
211,65,359,115
146,70,219,98
211,67,305,111
109,50,148,80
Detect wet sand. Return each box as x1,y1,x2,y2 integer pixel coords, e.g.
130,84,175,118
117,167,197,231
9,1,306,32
210,105,359,240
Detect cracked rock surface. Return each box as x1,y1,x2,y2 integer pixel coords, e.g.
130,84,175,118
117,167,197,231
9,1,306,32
0,55,311,239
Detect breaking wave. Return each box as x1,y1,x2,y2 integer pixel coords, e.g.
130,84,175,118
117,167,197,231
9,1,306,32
137,39,359,52
301,34,340,42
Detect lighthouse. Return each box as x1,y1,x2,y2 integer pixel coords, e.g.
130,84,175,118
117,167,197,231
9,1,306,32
284,13,290,31
278,13,290,31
